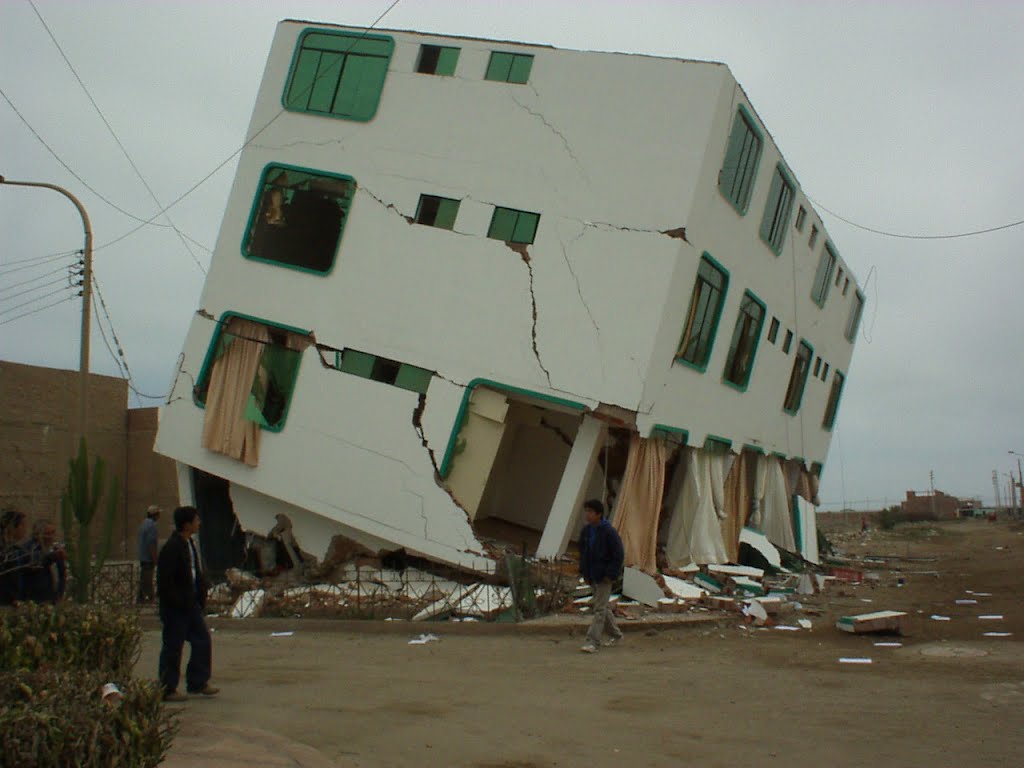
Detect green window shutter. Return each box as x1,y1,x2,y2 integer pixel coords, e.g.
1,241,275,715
488,207,517,240
309,52,343,112
303,32,392,58
340,350,375,378
485,52,514,81
395,364,432,394
511,212,539,244
244,394,271,427
508,54,534,84
436,47,460,76
433,198,460,230
332,54,389,120
287,48,321,110
719,113,743,201
760,169,783,243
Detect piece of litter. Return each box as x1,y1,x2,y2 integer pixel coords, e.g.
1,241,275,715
270,631,294,637
874,642,902,647
774,625,800,631
955,599,978,605
408,633,440,645
860,598,874,603
972,592,992,597
930,615,951,621
839,658,873,664
798,619,812,630
978,615,1004,620
983,632,1012,637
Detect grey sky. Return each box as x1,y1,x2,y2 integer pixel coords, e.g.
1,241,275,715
2,0,1022,509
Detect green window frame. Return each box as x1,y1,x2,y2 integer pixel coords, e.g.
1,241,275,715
243,164,354,275
283,29,394,122
194,313,310,433
760,164,796,254
812,242,838,307
823,370,845,430
846,290,865,341
783,339,813,414
676,254,729,371
704,435,733,454
809,224,819,249
722,290,767,391
415,195,460,230
484,51,534,84
718,106,763,215
487,207,540,244
416,44,460,76
334,348,431,394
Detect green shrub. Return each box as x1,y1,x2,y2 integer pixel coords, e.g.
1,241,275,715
0,602,140,675
0,669,175,768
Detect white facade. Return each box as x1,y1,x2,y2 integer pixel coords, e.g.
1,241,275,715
155,21,859,570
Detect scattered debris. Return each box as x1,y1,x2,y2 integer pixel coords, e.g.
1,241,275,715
837,611,908,635
978,615,1004,620
230,589,267,619
983,632,1012,638
839,657,873,664
873,642,902,647
408,633,440,645
930,615,951,621
270,631,294,637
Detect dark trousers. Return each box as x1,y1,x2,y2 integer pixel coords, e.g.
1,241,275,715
138,562,155,602
159,602,212,693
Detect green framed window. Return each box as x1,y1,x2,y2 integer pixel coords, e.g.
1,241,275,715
813,356,822,377
485,51,534,84
487,207,540,244
332,347,431,394
676,254,729,371
244,164,354,275
284,29,394,122
811,242,838,307
846,290,865,341
760,164,796,254
416,44,459,76
783,340,813,414
823,370,845,430
704,436,733,454
718,106,763,214
767,316,780,345
722,291,767,390
195,315,310,433
415,195,460,230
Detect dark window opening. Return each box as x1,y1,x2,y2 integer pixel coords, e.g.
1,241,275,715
809,224,819,249
813,356,822,377
784,341,813,413
245,165,354,274
795,205,807,231
415,194,460,229
823,371,845,430
723,291,766,389
676,255,729,370
760,164,796,254
719,107,763,214
843,277,850,296
835,266,844,288
321,345,432,394
811,242,838,307
767,317,780,344
371,357,402,386
846,291,865,341
416,44,460,76
822,362,830,381
782,330,793,354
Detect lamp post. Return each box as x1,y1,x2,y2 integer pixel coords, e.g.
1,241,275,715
0,175,92,444
1010,451,1023,516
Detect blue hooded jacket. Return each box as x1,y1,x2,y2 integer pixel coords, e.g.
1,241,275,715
578,519,624,584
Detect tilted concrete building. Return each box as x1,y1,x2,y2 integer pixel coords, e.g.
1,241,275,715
155,20,861,573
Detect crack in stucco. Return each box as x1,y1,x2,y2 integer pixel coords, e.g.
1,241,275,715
509,244,553,387
358,186,415,224
507,93,590,183
573,218,689,242
251,138,350,151
559,228,600,339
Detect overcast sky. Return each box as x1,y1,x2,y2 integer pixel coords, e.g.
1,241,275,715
2,0,1022,509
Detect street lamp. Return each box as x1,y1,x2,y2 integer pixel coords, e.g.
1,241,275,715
0,175,92,445
1009,451,1023,515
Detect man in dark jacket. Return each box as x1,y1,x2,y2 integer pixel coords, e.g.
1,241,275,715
578,499,624,653
157,506,218,701
24,520,66,604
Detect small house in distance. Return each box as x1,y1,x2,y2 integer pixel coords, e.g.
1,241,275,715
155,20,862,574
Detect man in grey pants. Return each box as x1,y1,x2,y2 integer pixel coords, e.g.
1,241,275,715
577,499,624,653
137,505,161,603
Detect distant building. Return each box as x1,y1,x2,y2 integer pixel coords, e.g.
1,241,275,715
901,490,964,520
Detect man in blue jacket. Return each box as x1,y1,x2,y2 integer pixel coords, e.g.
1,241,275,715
578,499,624,653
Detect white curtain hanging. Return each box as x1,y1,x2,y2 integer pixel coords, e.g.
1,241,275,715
664,448,730,566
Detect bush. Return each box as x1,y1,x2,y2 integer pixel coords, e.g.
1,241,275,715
0,669,174,768
0,602,140,675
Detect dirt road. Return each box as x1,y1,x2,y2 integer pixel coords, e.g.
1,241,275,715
140,520,1024,767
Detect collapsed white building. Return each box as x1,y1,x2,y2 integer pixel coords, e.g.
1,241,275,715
155,20,862,575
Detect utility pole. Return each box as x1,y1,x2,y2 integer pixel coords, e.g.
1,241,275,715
929,470,936,519
0,175,92,445
993,470,1001,511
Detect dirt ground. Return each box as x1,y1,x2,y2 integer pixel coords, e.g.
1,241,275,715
140,519,1024,768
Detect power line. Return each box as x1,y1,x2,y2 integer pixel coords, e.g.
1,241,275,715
809,195,1024,240
0,247,79,267
0,274,76,304
0,260,80,295
0,284,78,318
0,251,77,276
0,293,76,327
25,0,208,274
91,273,166,401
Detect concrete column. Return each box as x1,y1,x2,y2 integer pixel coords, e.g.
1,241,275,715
536,415,606,558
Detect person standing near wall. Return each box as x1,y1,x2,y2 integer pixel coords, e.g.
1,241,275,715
137,505,161,603
578,499,625,653
24,519,66,603
157,506,218,701
0,509,30,605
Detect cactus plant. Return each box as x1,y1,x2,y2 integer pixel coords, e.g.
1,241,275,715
59,438,119,604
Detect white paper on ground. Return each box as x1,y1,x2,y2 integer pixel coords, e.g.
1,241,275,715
930,615,951,621
270,631,294,637
874,642,902,647
955,599,978,605
408,633,440,645
798,619,812,630
860,598,874,603
983,632,1012,637
774,625,800,631
978,615,1004,620
839,658,873,664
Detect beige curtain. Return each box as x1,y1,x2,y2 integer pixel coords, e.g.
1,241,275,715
721,452,751,562
664,448,730,566
758,455,796,552
201,318,270,466
614,435,667,573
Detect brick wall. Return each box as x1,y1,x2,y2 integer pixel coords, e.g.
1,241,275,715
901,490,961,520
124,408,180,552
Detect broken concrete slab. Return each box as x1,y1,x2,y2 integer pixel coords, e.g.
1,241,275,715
622,567,665,607
662,575,705,601
230,589,267,619
708,564,764,580
836,610,907,635
739,528,782,569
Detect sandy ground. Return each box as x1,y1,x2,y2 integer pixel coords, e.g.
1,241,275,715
141,519,1024,768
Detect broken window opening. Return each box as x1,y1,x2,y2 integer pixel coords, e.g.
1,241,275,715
484,51,534,84
317,344,432,394
823,370,845,430
719,106,763,215
846,290,865,342
795,205,807,231
809,224,819,249
813,356,822,378
722,290,766,390
371,356,401,386
487,206,540,245
245,164,354,274
416,44,459,76
843,277,850,297
811,242,838,307
822,362,830,381
676,254,728,371
767,316,780,345
415,194,460,230
284,30,394,122
783,340,813,414
782,329,794,355
760,164,796,254
835,266,844,288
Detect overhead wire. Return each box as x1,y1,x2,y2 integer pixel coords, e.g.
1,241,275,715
0,251,77,276
0,294,77,327
0,284,78,318
0,260,80,295
0,247,79,267
0,274,77,303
